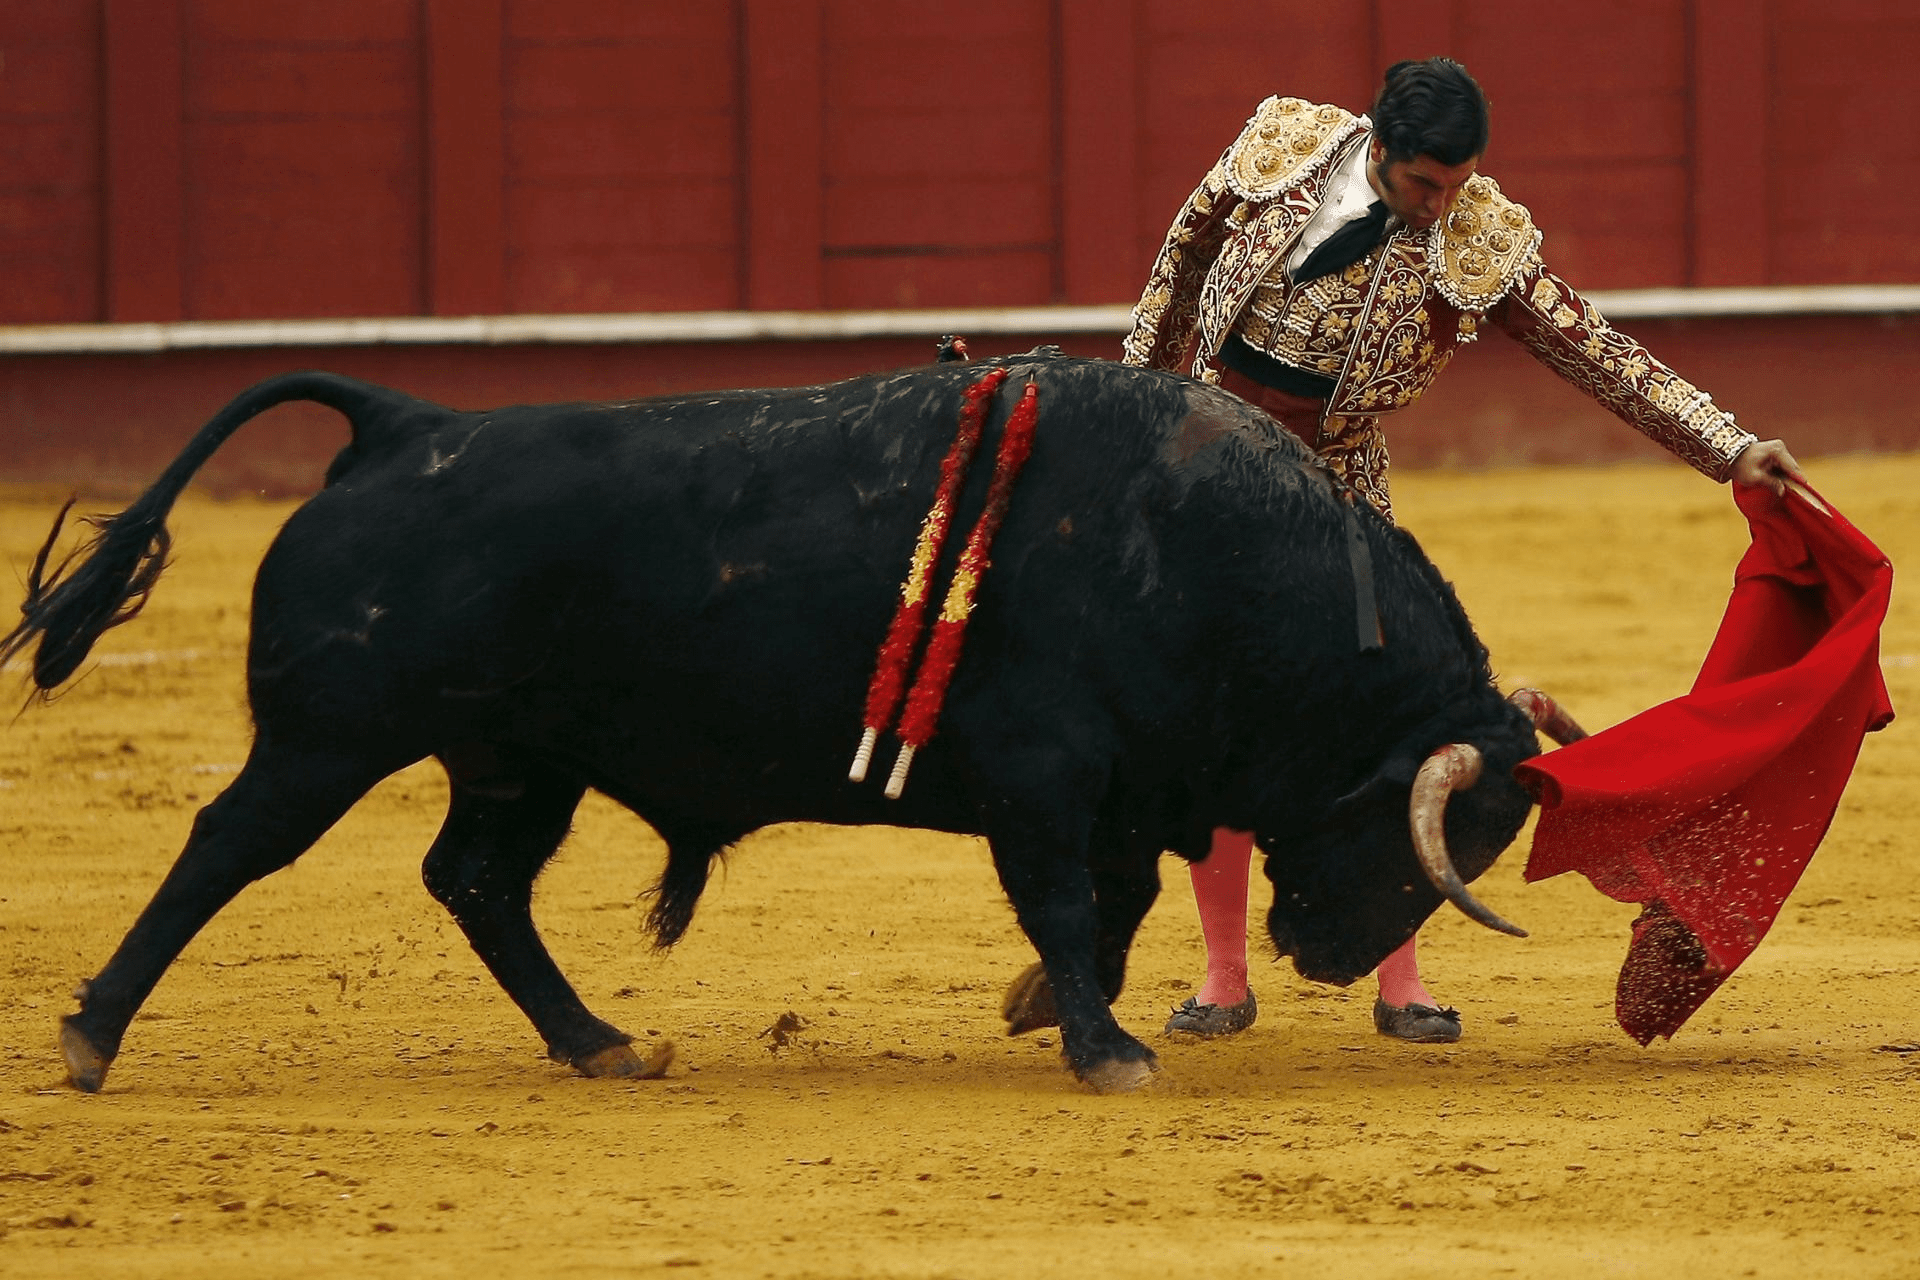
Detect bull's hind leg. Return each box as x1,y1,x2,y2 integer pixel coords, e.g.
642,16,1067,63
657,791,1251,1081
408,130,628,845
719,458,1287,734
421,763,670,1080
61,740,395,1092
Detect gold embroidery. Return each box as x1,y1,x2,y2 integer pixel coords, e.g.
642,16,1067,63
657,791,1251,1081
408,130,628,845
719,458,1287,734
1227,203,1371,377
1223,98,1367,200
1190,190,1319,374
1316,415,1393,523
1506,264,1757,480
1429,175,1543,311
1328,239,1453,418
1131,93,1752,498
1124,157,1242,369
1653,374,1705,417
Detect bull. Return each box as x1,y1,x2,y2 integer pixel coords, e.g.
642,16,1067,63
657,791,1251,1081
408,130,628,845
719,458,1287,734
3,353,1574,1094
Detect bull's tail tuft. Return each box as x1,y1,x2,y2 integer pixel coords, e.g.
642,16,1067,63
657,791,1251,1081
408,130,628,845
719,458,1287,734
2,371,420,696
644,836,729,951
3,496,173,693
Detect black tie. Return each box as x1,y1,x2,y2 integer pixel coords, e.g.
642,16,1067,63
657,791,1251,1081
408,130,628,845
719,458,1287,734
1291,200,1389,285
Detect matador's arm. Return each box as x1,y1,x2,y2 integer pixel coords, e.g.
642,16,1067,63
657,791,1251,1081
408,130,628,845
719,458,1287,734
1490,264,1759,481
1121,158,1239,372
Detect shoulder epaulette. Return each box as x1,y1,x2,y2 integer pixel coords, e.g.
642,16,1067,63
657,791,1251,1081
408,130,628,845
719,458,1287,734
1222,97,1367,201
1427,174,1543,310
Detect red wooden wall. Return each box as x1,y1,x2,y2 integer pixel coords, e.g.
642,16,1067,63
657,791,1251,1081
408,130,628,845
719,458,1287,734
3,0,1918,327
3,5,103,322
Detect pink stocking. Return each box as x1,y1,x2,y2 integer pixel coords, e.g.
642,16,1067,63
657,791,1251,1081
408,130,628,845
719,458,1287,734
1374,933,1438,1008
1189,827,1253,1006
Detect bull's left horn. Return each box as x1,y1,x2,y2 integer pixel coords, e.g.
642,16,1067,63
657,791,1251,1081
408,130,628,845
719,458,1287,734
1508,688,1589,746
1408,743,1529,938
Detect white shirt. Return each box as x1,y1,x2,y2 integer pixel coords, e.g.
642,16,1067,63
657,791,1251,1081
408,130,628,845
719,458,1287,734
1285,128,1388,280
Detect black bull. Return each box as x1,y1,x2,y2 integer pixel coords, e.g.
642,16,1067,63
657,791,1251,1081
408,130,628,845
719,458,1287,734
4,354,1554,1094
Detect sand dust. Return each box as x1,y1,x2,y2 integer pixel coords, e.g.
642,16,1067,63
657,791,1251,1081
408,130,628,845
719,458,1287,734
2,455,1917,1277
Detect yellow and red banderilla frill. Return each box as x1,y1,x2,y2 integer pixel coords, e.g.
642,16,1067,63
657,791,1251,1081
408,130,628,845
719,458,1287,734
849,373,1041,798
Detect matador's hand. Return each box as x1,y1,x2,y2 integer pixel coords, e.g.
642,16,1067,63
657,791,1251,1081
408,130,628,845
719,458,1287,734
1729,439,1807,496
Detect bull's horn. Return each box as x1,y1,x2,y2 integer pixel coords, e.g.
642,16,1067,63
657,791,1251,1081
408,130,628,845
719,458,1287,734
1508,688,1589,746
1408,743,1529,938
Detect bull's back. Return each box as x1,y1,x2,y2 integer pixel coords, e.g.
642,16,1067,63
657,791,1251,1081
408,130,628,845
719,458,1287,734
240,358,1347,806
242,370,1011,766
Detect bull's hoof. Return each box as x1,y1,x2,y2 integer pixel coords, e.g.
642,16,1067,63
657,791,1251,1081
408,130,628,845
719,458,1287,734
1001,962,1060,1035
1077,1055,1160,1095
575,1039,676,1080
60,1017,112,1094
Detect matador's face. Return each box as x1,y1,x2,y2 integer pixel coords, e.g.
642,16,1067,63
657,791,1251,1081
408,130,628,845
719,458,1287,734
1369,141,1480,231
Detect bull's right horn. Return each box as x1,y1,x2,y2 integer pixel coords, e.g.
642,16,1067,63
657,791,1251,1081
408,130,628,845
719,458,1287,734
1508,688,1588,746
1408,743,1529,938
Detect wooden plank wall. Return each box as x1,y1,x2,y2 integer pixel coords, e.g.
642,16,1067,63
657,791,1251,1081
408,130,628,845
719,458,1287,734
2,5,104,322
1768,0,1920,282
2,0,1917,326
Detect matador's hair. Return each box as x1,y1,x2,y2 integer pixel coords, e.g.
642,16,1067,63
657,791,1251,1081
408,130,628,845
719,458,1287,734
1371,57,1489,166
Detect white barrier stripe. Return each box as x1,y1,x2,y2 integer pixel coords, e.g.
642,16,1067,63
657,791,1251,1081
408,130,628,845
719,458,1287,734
1581,285,1920,319
2,286,1917,354
0,306,1129,354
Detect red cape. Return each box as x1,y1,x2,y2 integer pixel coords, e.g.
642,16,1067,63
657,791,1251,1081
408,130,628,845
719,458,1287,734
1514,482,1893,1044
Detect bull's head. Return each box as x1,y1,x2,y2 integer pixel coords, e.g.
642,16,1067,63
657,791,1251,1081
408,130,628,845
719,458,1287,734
1408,688,1587,936
1261,687,1587,985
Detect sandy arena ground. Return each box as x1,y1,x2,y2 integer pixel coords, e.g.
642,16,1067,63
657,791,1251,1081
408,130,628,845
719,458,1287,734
2,453,1917,1278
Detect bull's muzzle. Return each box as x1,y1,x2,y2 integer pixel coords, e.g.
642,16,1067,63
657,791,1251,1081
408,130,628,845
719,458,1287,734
1407,689,1589,938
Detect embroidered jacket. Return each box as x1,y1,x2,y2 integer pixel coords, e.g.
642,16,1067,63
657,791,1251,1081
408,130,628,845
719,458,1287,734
1123,96,1757,518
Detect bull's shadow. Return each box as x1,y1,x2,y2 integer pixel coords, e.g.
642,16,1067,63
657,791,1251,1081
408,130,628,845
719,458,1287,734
3,353,1565,1094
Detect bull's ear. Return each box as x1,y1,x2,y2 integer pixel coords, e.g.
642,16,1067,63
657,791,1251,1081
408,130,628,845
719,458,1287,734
1330,749,1423,811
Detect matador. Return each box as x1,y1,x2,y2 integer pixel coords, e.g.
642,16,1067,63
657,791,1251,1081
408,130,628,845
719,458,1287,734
1125,58,1803,1043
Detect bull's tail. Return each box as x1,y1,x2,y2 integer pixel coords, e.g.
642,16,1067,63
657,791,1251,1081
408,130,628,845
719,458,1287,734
644,827,738,951
2,371,419,694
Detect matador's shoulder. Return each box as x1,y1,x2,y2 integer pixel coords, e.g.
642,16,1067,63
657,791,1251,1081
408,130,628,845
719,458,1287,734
1220,96,1367,201
1426,173,1544,310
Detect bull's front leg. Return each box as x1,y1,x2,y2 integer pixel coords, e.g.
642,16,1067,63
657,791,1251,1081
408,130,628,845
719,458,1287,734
1002,826,1163,1036
988,823,1159,1094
